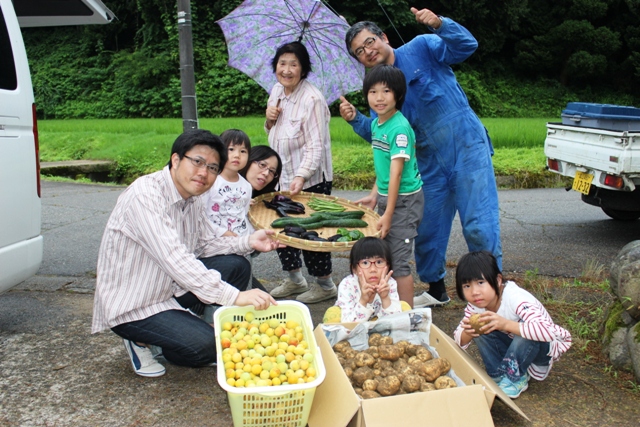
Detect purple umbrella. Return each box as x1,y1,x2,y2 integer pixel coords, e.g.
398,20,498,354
216,0,364,105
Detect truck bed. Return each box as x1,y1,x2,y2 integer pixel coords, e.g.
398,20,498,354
544,122,640,189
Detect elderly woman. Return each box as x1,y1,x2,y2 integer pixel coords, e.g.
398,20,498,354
264,41,337,304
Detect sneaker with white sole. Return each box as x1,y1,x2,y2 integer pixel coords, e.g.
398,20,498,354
498,374,529,399
270,277,309,298
414,292,451,308
296,284,337,304
123,339,166,377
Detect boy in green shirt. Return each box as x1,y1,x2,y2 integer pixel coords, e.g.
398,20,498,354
355,64,424,306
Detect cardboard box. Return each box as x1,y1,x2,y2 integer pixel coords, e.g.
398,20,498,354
308,323,529,427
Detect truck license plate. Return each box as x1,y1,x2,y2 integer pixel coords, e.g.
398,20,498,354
572,171,594,195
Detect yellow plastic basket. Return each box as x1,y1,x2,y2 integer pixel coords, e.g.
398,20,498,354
214,301,326,427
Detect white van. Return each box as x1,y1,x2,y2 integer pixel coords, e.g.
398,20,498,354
0,0,113,294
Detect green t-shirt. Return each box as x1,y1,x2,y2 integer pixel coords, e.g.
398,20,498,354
371,111,422,195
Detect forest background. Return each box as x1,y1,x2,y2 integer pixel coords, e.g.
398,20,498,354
22,0,640,120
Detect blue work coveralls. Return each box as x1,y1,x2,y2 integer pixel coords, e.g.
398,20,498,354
348,17,502,283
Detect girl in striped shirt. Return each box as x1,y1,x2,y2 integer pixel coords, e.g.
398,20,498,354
453,251,572,399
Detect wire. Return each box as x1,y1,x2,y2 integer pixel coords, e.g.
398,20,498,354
375,0,404,45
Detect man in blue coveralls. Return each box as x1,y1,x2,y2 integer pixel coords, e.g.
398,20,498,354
339,7,502,307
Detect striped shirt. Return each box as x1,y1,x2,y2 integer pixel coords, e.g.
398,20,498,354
266,79,333,189
454,281,572,380
91,167,251,333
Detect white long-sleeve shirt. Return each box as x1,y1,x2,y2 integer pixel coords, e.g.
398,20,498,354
92,167,251,333
453,281,572,380
266,79,333,189
335,274,402,322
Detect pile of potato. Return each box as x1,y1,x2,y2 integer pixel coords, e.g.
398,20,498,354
332,333,456,399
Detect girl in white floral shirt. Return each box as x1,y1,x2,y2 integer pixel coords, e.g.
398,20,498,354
334,237,403,322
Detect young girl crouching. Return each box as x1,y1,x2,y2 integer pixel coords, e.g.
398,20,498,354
333,237,403,322
453,251,572,399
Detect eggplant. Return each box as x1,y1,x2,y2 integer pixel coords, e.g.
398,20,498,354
284,231,301,238
301,231,319,239
276,207,289,217
328,234,343,242
284,226,307,234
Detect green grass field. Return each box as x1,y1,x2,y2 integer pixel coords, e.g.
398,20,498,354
38,116,556,188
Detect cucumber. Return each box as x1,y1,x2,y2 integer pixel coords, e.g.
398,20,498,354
309,211,365,219
296,219,369,230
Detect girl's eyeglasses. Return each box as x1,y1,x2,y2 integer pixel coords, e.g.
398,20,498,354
357,258,387,269
254,160,278,179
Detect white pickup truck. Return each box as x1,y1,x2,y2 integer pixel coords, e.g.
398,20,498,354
544,103,640,221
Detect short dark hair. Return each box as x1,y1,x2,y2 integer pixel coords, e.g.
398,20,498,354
220,129,251,151
362,64,407,110
345,21,385,58
455,251,502,301
167,129,227,171
271,41,312,79
239,145,283,197
349,237,393,273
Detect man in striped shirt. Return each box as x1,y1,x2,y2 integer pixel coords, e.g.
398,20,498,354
92,129,279,377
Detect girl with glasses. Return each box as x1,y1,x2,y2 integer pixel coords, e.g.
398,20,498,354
333,237,403,322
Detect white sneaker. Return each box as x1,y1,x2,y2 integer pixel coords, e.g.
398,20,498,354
123,339,166,377
270,277,309,298
414,292,450,308
296,284,338,304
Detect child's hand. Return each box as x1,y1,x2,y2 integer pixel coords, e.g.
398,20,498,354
375,267,394,299
354,193,377,210
376,214,392,239
474,311,508,335
357,270,377,306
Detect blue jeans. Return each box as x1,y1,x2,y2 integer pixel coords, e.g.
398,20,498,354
111,254,250,367
475,331,551,381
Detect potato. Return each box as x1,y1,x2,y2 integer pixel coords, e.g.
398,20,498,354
402,374,423,393
361,390,381,399
345,357,357,371
378,344,403,361
416,349,434,362
420,358,451,382
421,382,437,392
343,366,353,379
396,340,411,351
366,345,380,359
381,367,397,378
377,375,401,396
362,378,379,391
337,354,346,366
469,313,488,335
375,359,393,370
354,387,363,395
393,358,408,371
355,352,376,368
343,348,358,360
368,333,382,347
352,366,375,386
378,336,394,346
434,376,457,389
405,344,423,356
333,340,351,354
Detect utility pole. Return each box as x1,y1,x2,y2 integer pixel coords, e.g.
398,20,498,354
177,0,198,131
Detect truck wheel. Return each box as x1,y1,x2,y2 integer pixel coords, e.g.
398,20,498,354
602,208,640,221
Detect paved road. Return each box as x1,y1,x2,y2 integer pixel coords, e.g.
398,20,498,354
34,181,640,284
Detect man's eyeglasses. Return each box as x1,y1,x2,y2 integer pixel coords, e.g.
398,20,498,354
357,258,387,269
183,155,220,175
255,160,279,179
354,37,377,57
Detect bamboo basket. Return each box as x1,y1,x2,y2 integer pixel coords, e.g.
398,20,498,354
248,191,381,252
